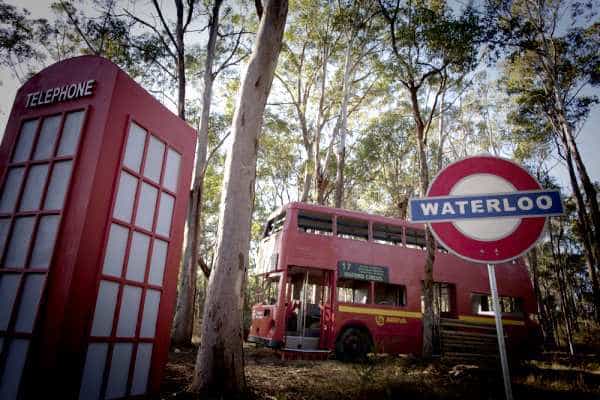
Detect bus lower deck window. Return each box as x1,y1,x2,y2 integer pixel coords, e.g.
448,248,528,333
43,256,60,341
472,293,523,314
374,283,406,306
337,279,371,304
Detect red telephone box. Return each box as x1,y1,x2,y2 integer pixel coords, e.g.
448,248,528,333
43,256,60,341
0,56,195,399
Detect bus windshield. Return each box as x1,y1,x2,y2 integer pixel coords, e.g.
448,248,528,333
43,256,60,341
258,275,280,305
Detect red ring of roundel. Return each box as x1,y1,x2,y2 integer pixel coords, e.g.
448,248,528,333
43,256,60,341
427,156,544,263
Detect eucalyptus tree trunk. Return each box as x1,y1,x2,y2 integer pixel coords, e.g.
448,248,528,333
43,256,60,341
175,0,186,119
562,136,600,322
527,247,554,345
172,0,223,347
559,112,600,252
301,156,312,202
550,226,575,355
409,84,436,358
546,57,600,250
334,33,354,209
313,57,328,205
192,0,288,396
435,86,446,173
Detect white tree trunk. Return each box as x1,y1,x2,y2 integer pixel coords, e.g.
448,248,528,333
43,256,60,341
192,0,288,396
172,0,223,347
334,34,354,208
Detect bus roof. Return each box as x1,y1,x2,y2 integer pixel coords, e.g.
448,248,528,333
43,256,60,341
271,202,426,230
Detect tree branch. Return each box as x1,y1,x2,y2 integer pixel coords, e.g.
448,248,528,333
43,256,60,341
183,0,195,33
124,9,177,60
255,0,263,20
59,1,98,55
202,130,232,177
151,0,178,50
214,29,245,76
198,256,211,278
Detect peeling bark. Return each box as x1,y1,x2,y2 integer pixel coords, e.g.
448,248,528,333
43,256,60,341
192,0,288,396
172,0,223,347
409,84,436,358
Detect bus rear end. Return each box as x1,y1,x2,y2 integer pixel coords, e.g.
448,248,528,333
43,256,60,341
248,211,286,348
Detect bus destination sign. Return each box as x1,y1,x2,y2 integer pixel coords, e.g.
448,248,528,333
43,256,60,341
338,261,389,283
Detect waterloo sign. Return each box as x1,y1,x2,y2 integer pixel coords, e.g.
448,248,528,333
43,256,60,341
409,155,564,264
408,155,564,400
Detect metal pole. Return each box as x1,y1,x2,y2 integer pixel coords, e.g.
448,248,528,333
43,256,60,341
300,270,308,345
487,263,514,400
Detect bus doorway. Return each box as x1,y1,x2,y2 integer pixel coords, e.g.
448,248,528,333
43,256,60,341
431,282,456,354
285,267,332,350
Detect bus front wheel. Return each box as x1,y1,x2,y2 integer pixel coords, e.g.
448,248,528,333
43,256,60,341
335,327,371,362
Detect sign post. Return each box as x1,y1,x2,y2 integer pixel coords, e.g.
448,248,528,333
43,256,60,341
409,155,564,400
487,263,513,400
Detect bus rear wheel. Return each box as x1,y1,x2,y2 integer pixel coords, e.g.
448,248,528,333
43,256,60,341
335,328,371,362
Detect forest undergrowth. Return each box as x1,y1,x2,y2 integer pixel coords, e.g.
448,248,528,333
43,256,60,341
159,343,600,400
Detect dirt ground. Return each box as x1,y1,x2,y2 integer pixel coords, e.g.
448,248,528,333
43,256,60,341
158,345,600,400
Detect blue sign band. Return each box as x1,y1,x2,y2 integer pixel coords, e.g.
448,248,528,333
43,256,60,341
409,189,563,223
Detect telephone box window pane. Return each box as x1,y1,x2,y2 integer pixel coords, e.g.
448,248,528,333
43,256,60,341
113,171,138,223
125,232,150,283
0,274,20,330
148,239,167,286
0,339,29,400
124,123,146,173
14,274,45,333
78,343,108,400
143,136,165,183
155,192,174,237
57,110,84,156
116,285,141,337
163,148,181,192
90,280,119,337
0,218,10,258
4,217,35,268
12,119,38,163
20,164,49,211
130,343,153,395
105,343,133,400
30,215,60,268
102,224,129,277
33,115,61,160
140,289,160,338
135,183,157,231
0,167,25,213
44,161,72,210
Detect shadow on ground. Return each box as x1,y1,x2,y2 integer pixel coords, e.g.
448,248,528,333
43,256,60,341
158,345,600,400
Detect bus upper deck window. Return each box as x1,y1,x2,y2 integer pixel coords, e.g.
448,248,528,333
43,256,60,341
373,223,403,246
263,212,286,238
297,210,332,236
337,217,368,241
405,227,426,250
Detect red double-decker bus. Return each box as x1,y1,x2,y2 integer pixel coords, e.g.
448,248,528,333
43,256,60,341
248,202,540,360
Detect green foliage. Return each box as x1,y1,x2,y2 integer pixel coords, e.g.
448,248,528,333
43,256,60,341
491,0,599,162
0,0,51,79
379,0,483,85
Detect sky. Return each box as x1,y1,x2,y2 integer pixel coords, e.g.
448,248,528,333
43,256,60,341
1,0,598,192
